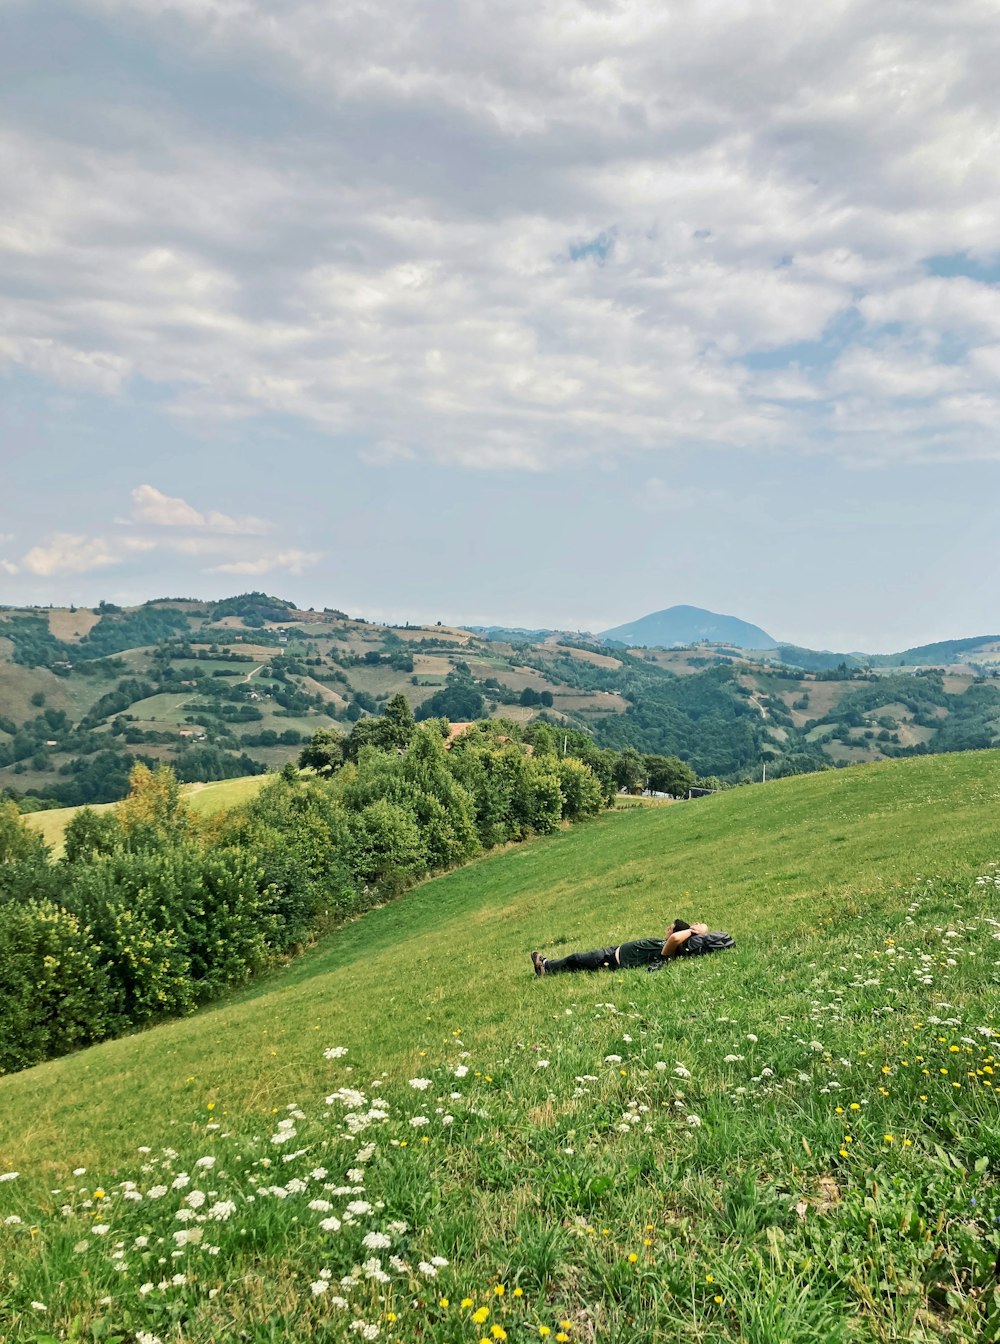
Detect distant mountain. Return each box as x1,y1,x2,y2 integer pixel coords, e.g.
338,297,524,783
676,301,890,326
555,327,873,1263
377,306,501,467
601,605,777,651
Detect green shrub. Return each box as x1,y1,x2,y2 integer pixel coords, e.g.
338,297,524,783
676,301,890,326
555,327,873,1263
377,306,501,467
556,756,605,820
0,899,112,1073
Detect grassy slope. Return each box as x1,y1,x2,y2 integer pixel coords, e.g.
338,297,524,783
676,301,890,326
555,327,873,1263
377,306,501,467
22,774,269,854
2,752,1000,1341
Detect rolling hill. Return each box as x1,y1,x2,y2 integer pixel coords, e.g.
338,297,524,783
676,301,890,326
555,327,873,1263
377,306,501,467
5,594,1000,810
2,751,999,1341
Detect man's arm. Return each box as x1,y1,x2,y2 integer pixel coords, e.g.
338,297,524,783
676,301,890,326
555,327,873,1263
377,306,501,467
661,928,694,958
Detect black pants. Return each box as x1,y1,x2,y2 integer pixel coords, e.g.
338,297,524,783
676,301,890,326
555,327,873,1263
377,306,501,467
544,946,618,973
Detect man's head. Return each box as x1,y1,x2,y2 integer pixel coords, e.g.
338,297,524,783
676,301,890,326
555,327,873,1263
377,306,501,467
670,919,691,933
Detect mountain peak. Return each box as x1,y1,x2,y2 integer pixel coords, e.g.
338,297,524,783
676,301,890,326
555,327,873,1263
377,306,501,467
600,604,777,650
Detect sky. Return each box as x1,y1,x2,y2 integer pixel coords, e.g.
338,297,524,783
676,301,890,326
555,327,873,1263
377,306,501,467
2,0,1000,652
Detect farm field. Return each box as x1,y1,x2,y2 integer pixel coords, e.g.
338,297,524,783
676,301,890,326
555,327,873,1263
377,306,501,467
2,751,1000,1341
23,774,269,853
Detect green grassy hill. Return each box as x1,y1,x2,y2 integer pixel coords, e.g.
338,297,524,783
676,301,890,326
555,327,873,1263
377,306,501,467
6,596,1000,811
2,751,1000,1341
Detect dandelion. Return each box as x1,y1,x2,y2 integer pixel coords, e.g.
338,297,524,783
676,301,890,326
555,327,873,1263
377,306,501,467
472,1306,490,1324
492,1327,508,1341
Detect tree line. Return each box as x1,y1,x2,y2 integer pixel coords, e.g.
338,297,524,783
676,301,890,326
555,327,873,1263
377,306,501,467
0,702,612,1075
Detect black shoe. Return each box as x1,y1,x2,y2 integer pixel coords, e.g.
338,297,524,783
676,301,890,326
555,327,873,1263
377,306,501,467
531,951,546,977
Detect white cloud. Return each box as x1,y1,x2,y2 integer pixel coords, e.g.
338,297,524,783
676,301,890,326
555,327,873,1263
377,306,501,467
130,484,272,535
0,559,19,575
20,533,155,577
3,1,1000,468
636,480,724,514
212,550,323,576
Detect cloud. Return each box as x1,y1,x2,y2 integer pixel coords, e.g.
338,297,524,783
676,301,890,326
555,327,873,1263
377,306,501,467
3,1,1000,468
20,533,155,577
0,559,18,576
212,550,323,576
636,480,725,514
130,484,272,535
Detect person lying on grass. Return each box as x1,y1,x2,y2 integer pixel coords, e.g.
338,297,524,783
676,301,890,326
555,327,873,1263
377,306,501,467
530,919,735,976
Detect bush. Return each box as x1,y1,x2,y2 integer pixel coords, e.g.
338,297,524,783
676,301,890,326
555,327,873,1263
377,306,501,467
0,899,112,1074
557,756,605,820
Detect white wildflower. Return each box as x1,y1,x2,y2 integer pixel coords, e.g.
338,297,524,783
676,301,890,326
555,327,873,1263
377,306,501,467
195,1156,216,1169
686,1114,702,1127
320,1216,342,1233
362,1231,392,1250
408,1078,432,1091
310,1280,329,1296
324,1046,349,1060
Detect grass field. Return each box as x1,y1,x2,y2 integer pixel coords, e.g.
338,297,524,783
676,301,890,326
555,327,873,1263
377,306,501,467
22,775,269,854
2,752,1000,1341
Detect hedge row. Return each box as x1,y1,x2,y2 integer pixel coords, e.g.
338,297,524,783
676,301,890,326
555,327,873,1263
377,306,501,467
0,722,607,1074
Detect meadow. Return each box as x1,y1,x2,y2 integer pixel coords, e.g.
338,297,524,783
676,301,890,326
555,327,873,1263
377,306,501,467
22,776,269,856
2,751,1000,1342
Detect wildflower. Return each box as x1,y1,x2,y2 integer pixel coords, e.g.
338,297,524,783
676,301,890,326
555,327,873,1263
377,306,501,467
536,1059,550,1068
538,1331,551,1339
455,1065,469,1078
409,1116,429,1127
409,1078,432,1090
494,1284,505,1296
627,1253,638,1263
440,1297,450,1308
714,1295,724,1304
324,1046,349,1059
320,1216,342,1233
311,1280,329,1295
93,1224,110,1236
513,1287,524,1297
139,1283,155,1296
0,1172,19,1182
674,1065,692,1079
461,1297,475,1308
418,1261,438,1277
362,1231,392,1250
686,1114,702,1127
472,1306,490,1324
492,1328,508,1341
195,1156,216,1169
30,1301,46,1311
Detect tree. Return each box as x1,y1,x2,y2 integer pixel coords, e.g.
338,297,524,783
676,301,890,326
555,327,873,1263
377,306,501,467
380,693,416,750
298,727,345,774
613,746,646,794
644,754,697,797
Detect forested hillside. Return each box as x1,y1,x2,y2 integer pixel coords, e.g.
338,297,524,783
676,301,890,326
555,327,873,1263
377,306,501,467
3,595,1000,810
